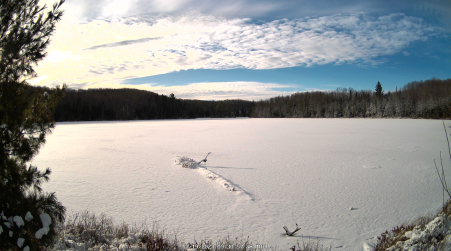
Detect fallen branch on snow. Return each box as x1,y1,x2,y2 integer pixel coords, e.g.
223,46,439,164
176,156,197,168
198,152,212,164
283,224,301,236
176,152,212,168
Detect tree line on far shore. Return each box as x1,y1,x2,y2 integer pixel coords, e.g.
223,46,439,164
33,88,254,121
30,77,451,122
251,78,451,119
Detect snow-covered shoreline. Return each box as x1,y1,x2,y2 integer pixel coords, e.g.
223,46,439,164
47,202,451,250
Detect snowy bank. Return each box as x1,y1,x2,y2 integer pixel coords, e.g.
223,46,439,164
372,201,451,251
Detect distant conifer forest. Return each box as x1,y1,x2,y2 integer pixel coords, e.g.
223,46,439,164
30,78,451,121
49,88,254,121
251,78,451,119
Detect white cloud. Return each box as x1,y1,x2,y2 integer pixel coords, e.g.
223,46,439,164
81,81,297,101
44,51,80,62
31,13,435,88
52,0,284,21
100,0,139,18
28,75,49,85
148,0,191,13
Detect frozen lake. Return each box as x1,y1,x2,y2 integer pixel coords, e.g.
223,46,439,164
32,118,451,250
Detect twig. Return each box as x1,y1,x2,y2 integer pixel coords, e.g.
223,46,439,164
434,120,451,208
434,155,451,200
443,120,451,169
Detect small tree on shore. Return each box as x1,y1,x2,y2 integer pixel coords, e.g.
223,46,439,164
0,0,66,249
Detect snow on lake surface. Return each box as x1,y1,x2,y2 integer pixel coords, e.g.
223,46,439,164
32,118,451,250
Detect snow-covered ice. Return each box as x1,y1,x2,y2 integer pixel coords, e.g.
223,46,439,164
31,118,451,250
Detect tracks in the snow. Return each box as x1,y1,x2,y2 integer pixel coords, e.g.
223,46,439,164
196,167,254,201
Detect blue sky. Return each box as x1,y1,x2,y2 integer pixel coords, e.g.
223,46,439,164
31,0,451,101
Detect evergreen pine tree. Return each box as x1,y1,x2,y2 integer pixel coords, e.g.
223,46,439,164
0,0,66,250
375,81,384,98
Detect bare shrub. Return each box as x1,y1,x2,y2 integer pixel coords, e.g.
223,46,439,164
435,121,451,209
115,222,129,240
289,237,331,251
188,235,259,251
176,156,197,168
52,211,181,250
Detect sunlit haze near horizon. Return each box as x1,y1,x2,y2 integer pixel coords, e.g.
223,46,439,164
30,0,451,100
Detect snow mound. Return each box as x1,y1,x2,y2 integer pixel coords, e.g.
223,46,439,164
197,167,253,200
363,242,373,251
175,155,253,200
